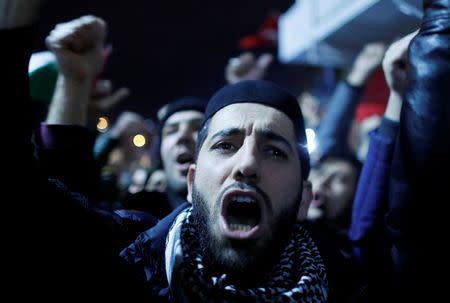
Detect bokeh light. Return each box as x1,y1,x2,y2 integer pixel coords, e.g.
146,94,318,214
97,117,109,132
133,134,146,147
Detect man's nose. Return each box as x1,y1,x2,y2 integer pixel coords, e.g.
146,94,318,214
176,124,196,145
316,172,332,189
232,139,260,182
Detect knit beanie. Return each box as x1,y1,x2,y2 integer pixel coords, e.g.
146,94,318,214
157,97,208,127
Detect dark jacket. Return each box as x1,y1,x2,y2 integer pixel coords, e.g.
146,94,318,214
386,0,450,300
120,202,191,302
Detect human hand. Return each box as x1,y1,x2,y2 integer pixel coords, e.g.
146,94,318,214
89,79,130,112
225,52,273,84
109,111,144,139
382,30,418,94
298,92,322,128
46,15,107,82
347,42,386,87
382,30,418,121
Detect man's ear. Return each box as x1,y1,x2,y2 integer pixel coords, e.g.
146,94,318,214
297,180,312,221
186,164,196,204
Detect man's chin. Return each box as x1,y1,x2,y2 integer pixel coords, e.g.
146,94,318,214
203,230,277,278
204,243,271,284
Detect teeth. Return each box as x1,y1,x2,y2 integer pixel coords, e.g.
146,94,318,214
230,223,252,232
232,196,255,203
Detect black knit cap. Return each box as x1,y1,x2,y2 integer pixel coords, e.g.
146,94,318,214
203,80,310,179
157,96,207,126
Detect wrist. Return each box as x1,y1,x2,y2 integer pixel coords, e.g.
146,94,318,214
46,75,92,126
346,70,369,87
383,92,402,122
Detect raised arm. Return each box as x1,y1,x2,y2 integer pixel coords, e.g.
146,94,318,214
33,16,108,201
313,42,386,162
45,15,107,126
348,32,416,301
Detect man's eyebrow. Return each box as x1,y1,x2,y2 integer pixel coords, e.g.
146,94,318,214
260,129,294,153
210,128,243,141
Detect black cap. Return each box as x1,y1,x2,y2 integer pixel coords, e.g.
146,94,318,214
157,97,207,126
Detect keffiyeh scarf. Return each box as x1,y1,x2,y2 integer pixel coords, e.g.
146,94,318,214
167,207,329,303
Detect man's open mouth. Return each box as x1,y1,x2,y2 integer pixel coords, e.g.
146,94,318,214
221,190,264,239
310,191,325,208
176,153,194,172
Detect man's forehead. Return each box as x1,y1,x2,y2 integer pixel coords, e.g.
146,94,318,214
207,103,296,140
163,110,204,127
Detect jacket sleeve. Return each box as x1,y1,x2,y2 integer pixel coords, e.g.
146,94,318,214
348,118,398,292
32,122,102,202
349,118,398,246
386,0,450,300
314,82,364,161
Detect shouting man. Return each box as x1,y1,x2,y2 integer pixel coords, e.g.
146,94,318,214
122,80,359,302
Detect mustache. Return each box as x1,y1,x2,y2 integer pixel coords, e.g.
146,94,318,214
220,181,272,212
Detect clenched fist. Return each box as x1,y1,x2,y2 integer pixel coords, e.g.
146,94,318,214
382,30,418,94
46,15,107,81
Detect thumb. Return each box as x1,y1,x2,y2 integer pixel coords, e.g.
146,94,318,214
95,87,130,110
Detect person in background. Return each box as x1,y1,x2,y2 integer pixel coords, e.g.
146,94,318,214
306,42,386,257
117,97,207,225
32,14,134,210
348,30,417,303
10,4,152,299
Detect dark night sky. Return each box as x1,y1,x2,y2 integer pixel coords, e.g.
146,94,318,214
32,0,319,122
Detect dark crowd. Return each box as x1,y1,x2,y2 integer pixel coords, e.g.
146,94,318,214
9,0,449,302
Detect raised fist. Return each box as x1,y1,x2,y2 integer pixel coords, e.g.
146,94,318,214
382,30,418,93
46,15,107,81
347,42,386,86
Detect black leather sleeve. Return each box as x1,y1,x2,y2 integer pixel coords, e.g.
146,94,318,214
386,0,450,300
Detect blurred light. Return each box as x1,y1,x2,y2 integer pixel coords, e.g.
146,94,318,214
305,128,317,153
133,134,146,147
97,117,109,132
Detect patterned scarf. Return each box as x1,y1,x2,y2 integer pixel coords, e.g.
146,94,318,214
170,207,329,303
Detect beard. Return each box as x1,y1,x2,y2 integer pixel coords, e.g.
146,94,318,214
190,181,302,285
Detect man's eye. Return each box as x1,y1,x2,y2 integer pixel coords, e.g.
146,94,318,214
333,174,350,184
213,141,235,151
162,127,177,136
265,146,287,159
